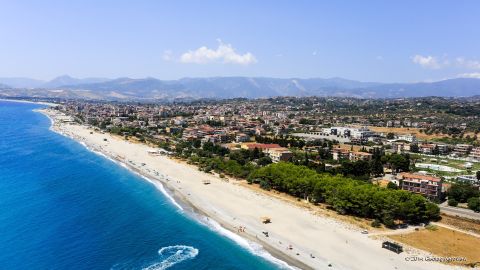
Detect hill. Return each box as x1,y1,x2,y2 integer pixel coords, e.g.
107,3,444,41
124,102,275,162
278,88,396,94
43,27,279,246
1,76,479,100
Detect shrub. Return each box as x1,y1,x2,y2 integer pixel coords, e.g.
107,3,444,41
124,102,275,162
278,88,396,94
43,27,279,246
467,197,480,212
371,219,381,228
447,198,458,207
259,180,271,191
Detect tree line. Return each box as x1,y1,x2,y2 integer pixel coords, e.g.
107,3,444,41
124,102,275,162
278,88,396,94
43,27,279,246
248,162,440,227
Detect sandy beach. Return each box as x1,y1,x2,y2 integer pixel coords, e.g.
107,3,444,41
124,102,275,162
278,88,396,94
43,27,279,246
39,108,460,270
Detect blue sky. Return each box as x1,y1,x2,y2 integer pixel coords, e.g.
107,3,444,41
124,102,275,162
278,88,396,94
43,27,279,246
0,0,479,82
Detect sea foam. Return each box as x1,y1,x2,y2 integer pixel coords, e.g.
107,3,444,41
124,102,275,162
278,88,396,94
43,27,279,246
142,245,199,270
198,216,297,270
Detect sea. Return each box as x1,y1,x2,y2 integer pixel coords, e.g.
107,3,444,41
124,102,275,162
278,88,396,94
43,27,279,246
0,101,286,270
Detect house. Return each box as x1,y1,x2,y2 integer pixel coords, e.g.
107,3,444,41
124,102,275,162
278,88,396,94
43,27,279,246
332,148,350,161
396,134,417,142
397,173,442,200
240,143,282,151
235,133,251,143
392,142,411,154
238,143,291,162
265,147,293,163
419,143,436,154
349,151,373,161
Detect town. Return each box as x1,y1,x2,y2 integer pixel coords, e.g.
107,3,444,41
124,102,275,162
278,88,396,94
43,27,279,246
47,96,480,218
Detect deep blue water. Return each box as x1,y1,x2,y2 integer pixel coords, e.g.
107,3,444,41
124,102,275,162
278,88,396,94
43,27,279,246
0,101,282,270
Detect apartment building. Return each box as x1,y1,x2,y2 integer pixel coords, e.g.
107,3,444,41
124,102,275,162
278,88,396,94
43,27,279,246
453,144,473,157
397,173,442,200
468,147,480,161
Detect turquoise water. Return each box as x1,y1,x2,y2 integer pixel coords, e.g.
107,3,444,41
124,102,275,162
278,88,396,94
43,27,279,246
0,101,283,270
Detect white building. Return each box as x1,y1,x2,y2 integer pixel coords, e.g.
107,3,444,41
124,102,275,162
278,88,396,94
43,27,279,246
322,126,374,140
396,134,417,142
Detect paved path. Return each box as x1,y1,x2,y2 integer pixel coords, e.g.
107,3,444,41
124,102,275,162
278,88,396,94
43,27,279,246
432,222,480,238
440,204,480,221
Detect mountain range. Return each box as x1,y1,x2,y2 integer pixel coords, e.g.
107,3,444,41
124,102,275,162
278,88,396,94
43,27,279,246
0,75,110,89
0,75,479,100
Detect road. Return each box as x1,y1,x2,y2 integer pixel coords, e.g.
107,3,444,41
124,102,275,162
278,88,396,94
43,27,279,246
440,204,480,220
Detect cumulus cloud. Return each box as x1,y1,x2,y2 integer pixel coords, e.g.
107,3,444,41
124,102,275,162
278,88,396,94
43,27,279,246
412,54,480,71
412,55,444,69
180,40,257,65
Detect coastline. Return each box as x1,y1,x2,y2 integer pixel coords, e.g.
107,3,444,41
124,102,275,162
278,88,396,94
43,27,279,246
0,98,57,107
37,107,458,270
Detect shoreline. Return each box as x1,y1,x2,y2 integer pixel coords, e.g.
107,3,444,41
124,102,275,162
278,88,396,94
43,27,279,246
37,107,457,270
0,98,58,107
37,108,307,270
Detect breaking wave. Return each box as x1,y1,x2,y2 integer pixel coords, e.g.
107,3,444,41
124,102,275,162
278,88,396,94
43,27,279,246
142,245,199,270
199,216,296,269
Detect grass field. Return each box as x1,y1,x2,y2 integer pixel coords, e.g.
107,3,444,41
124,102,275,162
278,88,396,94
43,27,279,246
368,126,448,140
389,226,480,266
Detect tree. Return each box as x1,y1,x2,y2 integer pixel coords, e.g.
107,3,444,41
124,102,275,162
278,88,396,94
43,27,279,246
410,143,419,153
386,132,395,139
257,156,272,166
448,182,480,203
467,197,480,212
193,139,201,148
370,158,384,176
251,147,261,159
386,154,410,173
248,162,440,226
387,182,398,190
424,202,440,221
339,160,370,179
476,170,480,181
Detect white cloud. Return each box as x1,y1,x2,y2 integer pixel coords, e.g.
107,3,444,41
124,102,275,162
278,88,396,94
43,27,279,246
457,72,480,79
162,50,173,61
412,54,480,71
180,40,257,65
455,57,480,69
412,55,444,69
